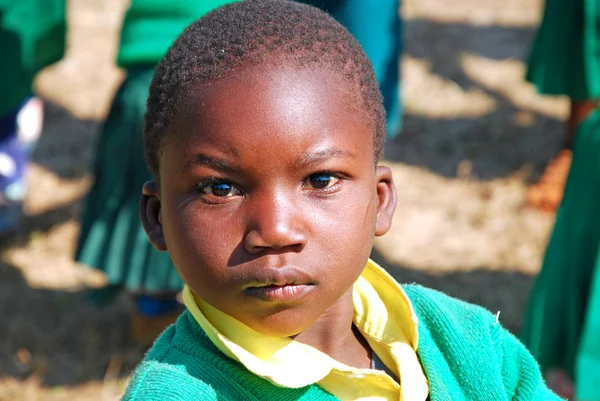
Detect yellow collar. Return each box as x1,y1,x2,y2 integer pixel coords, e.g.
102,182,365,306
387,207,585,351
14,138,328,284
183,259,427,399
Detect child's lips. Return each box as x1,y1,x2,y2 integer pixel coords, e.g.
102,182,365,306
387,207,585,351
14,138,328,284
242,266,317,302
244,283,316,302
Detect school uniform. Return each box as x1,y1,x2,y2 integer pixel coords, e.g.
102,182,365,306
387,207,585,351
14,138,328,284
124,260,560,400
526,0,600,100
76,0,235,296
521,1,600,398
301,0,402,137
0,0,66,116
521,108,600,401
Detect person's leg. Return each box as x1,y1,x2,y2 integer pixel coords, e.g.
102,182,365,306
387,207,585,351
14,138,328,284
527,100,597,212
131,292,183,345
545,369,575,400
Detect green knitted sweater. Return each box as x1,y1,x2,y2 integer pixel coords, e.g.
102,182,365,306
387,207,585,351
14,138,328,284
123,285,562,400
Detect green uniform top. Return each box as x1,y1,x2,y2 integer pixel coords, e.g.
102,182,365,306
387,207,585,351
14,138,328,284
0,0,66,115
124,285,562,400
117,0,236,68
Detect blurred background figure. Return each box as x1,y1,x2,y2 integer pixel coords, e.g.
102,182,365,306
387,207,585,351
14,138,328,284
75,1,235,346
525,0,600,212
302,0,402,138
521,110,600,400
0,0,66,236
520,0,600,398
75,0,403,345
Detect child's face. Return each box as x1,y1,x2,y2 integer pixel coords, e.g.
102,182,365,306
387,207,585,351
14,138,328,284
142,64,396,336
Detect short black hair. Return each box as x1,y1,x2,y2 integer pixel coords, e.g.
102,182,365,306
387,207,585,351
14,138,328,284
144,0,386,177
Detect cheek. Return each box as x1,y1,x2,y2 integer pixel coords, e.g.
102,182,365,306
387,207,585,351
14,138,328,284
337,183,378,236
161,199,238,274
311,185,377,262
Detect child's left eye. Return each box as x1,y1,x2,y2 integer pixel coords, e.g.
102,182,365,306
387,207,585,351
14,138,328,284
305,173,340,190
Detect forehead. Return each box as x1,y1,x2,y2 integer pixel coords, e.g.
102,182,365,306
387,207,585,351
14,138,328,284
165,64,375,172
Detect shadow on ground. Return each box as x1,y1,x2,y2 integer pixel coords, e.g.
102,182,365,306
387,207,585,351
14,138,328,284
370,248,534,335
386,20,565,180
0,261,145,388
33,101,99,180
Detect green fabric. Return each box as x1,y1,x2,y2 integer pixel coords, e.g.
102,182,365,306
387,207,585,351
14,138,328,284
117,0,402,134
521,109,600,400
576,251,600,400
124,285,560,400
526,0,600,100
80,1,240,295
301,0,402,137
0,0,66,115
76,68,183,294
117,0,238,68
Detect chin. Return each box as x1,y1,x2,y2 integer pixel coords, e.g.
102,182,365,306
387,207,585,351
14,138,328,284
243,312,315,338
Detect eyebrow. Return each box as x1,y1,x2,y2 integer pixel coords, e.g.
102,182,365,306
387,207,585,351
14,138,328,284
295,149,356,169
185,153,236,172
184,148,356,172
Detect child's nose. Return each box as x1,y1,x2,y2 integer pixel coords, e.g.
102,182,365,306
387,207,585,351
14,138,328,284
243,192,307,254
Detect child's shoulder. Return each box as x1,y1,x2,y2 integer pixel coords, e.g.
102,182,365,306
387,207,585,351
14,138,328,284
401,284,563,400
122,312,250,401
123,357,218,400
401,284,507,354
122,313,218,400
123,311,338,401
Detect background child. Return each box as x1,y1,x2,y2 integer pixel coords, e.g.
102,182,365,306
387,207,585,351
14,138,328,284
521,105,600,401
301,0,402,137
525,0,600,212
520,0,600,398
75,0,237,345
123,1,560,400
0,0,65,236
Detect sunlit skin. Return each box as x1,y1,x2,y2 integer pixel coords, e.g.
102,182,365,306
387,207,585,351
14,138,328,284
141,64,397,369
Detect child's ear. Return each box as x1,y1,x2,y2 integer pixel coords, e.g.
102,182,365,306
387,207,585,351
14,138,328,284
140,180,168,251
374,166,397,236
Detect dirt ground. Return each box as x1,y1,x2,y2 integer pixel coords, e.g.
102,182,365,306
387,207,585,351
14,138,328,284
0,0,569,399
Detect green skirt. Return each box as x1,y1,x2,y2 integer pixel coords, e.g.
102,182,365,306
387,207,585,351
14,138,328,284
526,0,600,100
520,109,600,399
76,68,184,294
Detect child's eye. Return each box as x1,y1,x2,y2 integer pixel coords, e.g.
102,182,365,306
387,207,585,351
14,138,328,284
305,173,341,190
196,178,242,197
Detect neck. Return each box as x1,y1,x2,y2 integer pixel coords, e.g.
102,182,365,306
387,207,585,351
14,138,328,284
291,288,371,369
